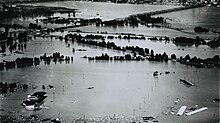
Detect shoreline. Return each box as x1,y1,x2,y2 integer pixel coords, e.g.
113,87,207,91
127,4,205,18
153,23,196,35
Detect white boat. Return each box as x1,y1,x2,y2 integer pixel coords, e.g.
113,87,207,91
177,106,187,116
186,107,208,116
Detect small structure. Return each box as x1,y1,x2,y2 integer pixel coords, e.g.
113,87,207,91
21,91,47,111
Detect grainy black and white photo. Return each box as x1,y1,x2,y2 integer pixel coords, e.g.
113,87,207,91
0,0,219,122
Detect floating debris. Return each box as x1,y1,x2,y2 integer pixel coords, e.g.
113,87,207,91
42,85,46,90
153,71,158,76
165,71,170,74
173,98,180,104
88,87,94,90
179,79,194,87
77,49,87,51
142,116,158,122
51,118,61,123
71,100,77,104
143,116,154,121
48,85,54,89
170,111,175,115
213,98,220,102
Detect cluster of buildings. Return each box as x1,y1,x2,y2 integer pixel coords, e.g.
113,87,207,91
0,4,17,12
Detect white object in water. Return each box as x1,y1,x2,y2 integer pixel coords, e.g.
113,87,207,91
186,107,208,116
174,98,180,103
177,106,187,116
25,105,35,111
40,105,49,109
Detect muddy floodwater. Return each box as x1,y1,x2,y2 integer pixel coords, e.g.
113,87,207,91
0,36,219,122
0,1,219,123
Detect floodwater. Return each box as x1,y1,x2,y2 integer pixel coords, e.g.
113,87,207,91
28,1,180,20
0,1,219,122
0,36,219,122
157,6,220,31
51,30,220,59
